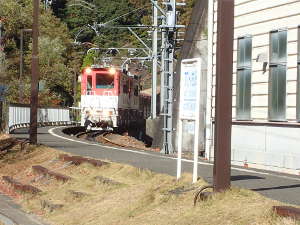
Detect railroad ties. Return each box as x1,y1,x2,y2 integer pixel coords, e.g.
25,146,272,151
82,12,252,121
32,165,72,182
2,155,109,195
0,151,114,213
0,138,30,156
59,154,109,167
2,176,42,194
273,206,300,221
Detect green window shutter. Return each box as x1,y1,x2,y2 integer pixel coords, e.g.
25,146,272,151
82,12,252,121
236,36,252,120
237,38,245,67
236,69,251,120
297,64,300,121
297,27,300,121
278,30,287,64
244,37,252,68
269,65,287,121
270,31,279,64
269,30,287,121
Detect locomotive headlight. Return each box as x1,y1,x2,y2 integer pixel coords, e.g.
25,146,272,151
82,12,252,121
108,67,116,75
85,67,92,74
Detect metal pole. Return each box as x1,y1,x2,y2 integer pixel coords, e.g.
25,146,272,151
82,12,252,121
29,0,40,144
151,1,158,119
73,70,77,106
160,18,165,113
213,0,234,192
166,35,174,154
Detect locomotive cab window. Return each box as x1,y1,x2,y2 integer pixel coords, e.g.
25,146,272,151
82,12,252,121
96,73,114,89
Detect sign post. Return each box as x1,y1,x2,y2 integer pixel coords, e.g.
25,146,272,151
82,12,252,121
177,58,201,183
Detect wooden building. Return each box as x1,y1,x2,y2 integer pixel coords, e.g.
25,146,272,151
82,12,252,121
206,0,300,174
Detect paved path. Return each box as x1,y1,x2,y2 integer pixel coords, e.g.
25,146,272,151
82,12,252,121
0,193,47,225
11,127,300,207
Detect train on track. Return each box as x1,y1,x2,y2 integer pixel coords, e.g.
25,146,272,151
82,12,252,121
80,65,151,130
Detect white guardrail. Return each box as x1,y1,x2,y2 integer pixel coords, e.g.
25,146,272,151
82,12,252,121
8,104,72,132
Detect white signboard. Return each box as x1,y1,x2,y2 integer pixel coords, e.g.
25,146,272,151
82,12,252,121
179,59,201,120
177,58,202,183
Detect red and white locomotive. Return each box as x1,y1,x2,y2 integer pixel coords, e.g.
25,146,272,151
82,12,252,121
80,65,142,130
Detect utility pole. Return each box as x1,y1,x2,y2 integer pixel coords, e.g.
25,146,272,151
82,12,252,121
0,20,4,69
151,1,158,119
29,0,40,144
213,0,234,192
20,29,32,102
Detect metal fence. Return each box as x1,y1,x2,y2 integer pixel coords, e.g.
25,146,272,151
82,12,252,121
8,104,72,132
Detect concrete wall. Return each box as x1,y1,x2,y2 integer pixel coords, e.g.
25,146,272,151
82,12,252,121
231,125,300,174
172,0,208,153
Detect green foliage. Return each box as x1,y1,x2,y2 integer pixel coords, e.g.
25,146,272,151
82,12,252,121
177,0,198,26
81,51,96,70
0,0,195,106
0,0,79,106
63,0,151,48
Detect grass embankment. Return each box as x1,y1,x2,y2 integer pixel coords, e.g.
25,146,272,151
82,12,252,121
0,136,299,225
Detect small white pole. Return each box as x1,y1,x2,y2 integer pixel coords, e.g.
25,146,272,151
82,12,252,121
193,59,201,183
193,115,200,183
177,119,183,179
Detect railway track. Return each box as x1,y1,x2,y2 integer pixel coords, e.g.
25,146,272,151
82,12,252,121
96,132,129,148
69,128,151,150
75,130,127,148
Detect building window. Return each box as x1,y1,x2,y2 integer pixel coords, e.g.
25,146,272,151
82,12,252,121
236,36,252,120
269,29,287,121
297,26,300,121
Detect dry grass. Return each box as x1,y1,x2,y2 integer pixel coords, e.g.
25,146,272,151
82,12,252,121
0,143,299,225
0,134,10,140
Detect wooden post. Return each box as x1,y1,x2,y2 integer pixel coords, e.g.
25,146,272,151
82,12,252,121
29,0,40,144
213,0,234,192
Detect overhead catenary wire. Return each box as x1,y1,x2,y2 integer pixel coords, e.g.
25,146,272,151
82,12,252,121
101,6,149,27
73,5,150,43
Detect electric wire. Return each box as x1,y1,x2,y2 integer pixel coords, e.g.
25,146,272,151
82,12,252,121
101,6,149,27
